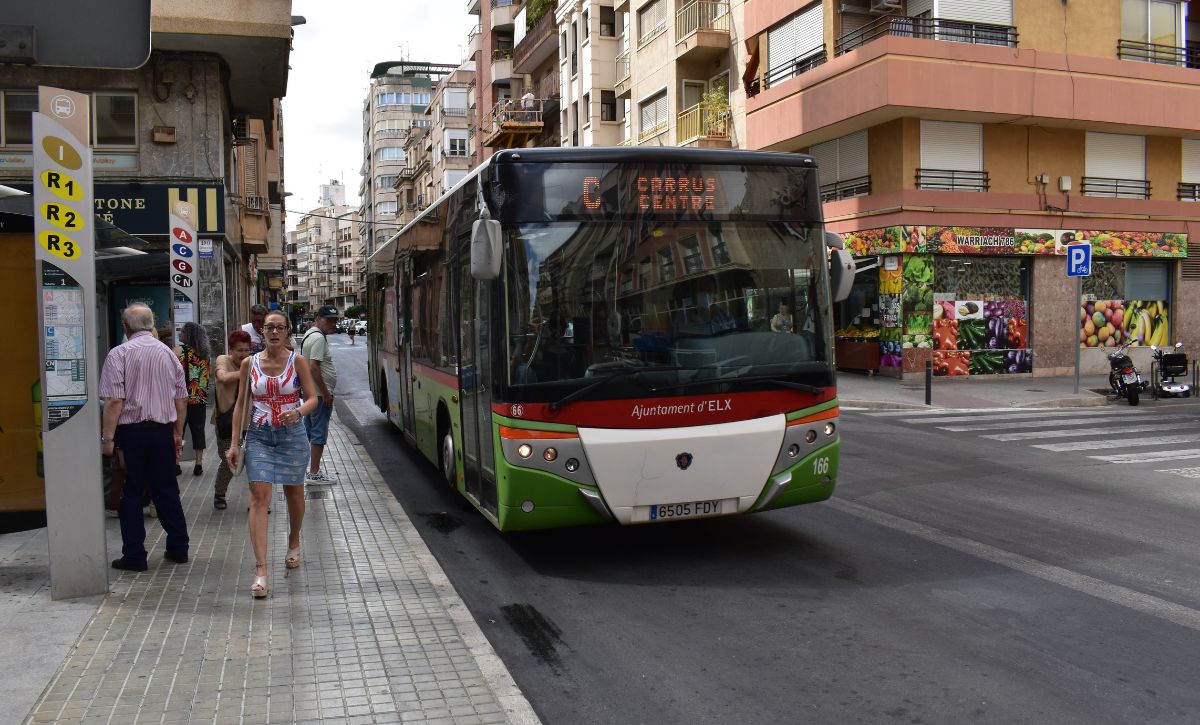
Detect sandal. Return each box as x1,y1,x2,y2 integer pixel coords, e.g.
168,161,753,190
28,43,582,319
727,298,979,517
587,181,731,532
285,546,301,569
251,564,268,598
214,495,227,510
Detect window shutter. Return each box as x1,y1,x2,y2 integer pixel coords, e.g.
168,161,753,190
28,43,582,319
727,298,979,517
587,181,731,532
908,0,934,17
920,120,982,171
239,139,260,197
794,3,824,57
840,130,869,179
1086,132,1145,180
767,15,797,71
1126,261,1170,299
1182,139,1200,183
809,140,838,182
937,0,1013,25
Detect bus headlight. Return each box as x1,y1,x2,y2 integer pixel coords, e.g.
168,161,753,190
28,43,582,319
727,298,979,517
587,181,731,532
517,443,533,459
805,430,817,443
824,422,836,436
543,447,558,462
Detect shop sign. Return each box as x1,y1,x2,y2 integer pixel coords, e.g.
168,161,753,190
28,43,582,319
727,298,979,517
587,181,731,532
10,181,226,235
843,225,1186,259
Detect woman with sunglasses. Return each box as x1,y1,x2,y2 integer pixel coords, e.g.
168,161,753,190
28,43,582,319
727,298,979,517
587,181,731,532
227,310,320,598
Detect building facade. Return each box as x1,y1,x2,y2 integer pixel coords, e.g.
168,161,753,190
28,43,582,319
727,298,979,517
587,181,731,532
0,0,292,354
360,62,457,257
285,180,361,314
745,0,1200,377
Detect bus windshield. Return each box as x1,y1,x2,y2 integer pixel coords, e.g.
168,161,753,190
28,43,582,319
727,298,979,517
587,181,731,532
502,220,832,404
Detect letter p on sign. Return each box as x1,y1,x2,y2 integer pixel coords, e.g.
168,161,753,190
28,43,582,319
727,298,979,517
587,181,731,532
1067,243,1091,277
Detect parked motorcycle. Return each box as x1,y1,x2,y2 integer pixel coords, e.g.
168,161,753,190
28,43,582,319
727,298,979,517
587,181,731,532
1150,342,1191,398
1107,341,1144,405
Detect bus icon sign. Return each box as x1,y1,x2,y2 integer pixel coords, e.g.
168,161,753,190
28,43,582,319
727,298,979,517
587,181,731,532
1067,244,1091,277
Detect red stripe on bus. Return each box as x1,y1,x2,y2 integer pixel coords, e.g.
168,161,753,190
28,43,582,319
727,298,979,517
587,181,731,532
786,407,839,426
498,426,579,440
492,388,834,429
412,362,459,389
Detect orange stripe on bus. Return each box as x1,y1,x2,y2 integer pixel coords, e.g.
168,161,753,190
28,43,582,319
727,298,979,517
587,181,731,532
498,426,578,440
786,407,839,426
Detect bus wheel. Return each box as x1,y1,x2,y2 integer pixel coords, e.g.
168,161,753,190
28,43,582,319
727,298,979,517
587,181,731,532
379,376,391,422
440,429,456,489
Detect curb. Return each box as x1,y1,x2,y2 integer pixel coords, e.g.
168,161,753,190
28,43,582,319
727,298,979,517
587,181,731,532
1014,395,1109,409
839,399,938,410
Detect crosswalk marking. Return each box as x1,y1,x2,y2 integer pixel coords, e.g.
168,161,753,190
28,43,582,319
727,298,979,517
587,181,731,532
983,422,1195,441
1091,449,1200,464
935,413,1187,432
1033,433,1200,452
898,409,1149,425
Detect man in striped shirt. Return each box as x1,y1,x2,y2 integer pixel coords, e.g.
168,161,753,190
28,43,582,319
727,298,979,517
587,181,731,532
100,304,191,571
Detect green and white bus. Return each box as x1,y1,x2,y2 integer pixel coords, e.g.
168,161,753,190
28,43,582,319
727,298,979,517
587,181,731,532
366,147,854,531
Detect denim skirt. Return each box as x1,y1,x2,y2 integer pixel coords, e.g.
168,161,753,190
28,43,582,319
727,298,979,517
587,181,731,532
245,422,308,486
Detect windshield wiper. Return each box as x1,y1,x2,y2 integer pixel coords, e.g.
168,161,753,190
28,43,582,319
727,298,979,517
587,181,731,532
652,374,824,395
548,366,690,412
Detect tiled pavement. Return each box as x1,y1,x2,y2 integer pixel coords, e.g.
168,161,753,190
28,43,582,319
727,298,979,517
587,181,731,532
21,416,540,725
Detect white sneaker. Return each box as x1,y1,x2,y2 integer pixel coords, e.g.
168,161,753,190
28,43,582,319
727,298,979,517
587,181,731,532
305,471,338,484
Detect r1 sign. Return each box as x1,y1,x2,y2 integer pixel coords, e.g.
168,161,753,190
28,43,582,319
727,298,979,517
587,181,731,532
1067,243,1092,277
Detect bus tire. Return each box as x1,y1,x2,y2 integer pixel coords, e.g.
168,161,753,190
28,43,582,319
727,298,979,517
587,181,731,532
379,375,389,418
438,407,455,490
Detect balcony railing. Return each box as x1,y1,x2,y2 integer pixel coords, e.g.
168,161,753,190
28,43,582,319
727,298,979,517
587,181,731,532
243,195,267,213
820,175,871,202
440,106,469,118
1081,176,1150,199
535,69,560,99
836,16,1017,56
375,128,408,139
675,1,730,39
1179,182,1200,201
915,168,989,192
492,47,514,61
615,50,631,84
1117,38,1200,68
639,120,667,142
677,102,730,144
513,5,557,72
759,45,826,92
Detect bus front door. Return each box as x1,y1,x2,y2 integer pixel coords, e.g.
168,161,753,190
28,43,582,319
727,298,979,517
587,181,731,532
400,263,416,443
458,261,498,514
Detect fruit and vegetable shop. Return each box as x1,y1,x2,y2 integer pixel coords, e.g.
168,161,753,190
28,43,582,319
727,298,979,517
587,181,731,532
830,225,1185,377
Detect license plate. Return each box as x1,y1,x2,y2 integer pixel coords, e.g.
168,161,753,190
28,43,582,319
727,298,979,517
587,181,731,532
648,499,723,521
1122,373,1137,384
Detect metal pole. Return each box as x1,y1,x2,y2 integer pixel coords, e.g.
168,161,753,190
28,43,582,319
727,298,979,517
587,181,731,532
1073,275,1081,395
925,358,932,406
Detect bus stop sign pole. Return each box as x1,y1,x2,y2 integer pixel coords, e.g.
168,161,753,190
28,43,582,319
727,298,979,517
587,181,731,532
32,87,107,599
1067,243,1092,395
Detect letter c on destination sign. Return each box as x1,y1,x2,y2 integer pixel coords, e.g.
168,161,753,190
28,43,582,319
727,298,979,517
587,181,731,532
172,243,193,258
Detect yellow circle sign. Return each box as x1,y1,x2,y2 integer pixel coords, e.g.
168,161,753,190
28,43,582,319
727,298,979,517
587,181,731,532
39,202,83,232
39,169,83,201
37,230,81,260
41,135,83,170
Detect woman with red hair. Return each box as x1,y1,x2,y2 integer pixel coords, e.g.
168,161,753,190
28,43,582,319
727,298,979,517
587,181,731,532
211,330,253,509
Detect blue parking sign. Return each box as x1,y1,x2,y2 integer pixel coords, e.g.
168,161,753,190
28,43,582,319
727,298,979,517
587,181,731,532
1067,244,1091,277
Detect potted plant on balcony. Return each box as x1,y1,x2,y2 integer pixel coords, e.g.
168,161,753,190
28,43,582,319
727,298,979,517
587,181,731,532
700,77,729,137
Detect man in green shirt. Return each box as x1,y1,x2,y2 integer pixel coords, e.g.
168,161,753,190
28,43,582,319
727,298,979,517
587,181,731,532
301,306,339,483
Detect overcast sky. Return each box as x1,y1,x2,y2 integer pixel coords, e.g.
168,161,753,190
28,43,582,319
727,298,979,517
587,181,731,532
282,1,475,222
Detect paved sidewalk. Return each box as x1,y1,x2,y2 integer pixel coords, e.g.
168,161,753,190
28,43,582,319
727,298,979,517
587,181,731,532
837,371,1112,410
15,415,540,725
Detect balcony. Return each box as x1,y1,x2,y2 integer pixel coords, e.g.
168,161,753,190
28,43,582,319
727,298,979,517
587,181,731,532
1117,39,1200,68
440,106,470,120
836,16,1017,56
492,47,514,84
243,195,267,214
375,128,408,139
820,176,871,202
1179,182,1200,201
491,0,519,32
750,45,826,96
513,6,557,74
482,99,545,148
677,103,731,147
916,169,989,192
639,120,667,143
675,1,730,63
468,25,483,56
468,0,480,15
1082,177,1150,200
615,51,631,96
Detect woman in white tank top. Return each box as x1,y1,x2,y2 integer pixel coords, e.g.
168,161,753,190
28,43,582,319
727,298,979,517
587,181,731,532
227,310,320,599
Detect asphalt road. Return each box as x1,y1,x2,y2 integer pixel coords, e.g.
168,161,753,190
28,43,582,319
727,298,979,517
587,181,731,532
329,336,1200,724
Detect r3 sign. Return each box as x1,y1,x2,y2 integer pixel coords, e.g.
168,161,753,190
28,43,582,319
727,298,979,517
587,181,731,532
1067,243,1092,277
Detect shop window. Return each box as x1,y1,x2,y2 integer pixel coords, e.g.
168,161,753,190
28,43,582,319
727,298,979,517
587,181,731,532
1081,259,1170,348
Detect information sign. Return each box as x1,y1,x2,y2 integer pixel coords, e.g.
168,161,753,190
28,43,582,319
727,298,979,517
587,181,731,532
168,200,199,340
1067,243,1092,277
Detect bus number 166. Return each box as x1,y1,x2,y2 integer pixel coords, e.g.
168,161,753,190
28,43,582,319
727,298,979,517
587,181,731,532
813,457,830,475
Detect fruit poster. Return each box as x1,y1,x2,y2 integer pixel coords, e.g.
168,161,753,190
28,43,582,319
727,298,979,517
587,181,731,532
901,254,933,349
1080,299,1168,348
840,226,1186,258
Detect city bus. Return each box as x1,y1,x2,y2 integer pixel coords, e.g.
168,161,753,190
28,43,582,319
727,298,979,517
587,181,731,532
366,147,854,531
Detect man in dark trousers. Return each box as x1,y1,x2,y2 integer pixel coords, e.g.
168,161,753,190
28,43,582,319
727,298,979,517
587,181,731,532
100,304,191,570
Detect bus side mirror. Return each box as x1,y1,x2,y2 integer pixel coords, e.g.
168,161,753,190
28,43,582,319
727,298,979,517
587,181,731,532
829,248,855,302
471,218,502,280
824,230,845,250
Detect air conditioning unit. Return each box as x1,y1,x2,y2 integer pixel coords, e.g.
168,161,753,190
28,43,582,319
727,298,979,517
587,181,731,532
869,0,901,12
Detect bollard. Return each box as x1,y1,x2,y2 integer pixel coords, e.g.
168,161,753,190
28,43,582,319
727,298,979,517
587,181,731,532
925,359,932,406
1151,361,1158,400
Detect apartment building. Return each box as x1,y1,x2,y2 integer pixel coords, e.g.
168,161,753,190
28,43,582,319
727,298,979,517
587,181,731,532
602,0,745,148
360,62,456,256
469,0,520,162
285,180,361,313
745,0,1200,377
0,0,293,353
